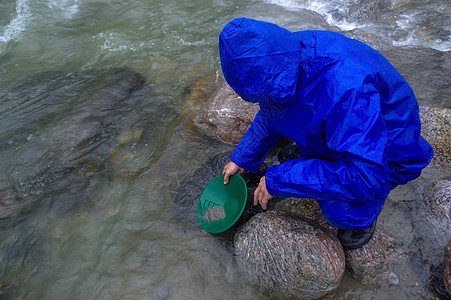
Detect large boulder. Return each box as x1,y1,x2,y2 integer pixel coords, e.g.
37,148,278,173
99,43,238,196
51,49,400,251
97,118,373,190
275,197,337,234
344,225,405,285
234,210,345,300
419,106,451,163
275,197,410,287
193,79,258,144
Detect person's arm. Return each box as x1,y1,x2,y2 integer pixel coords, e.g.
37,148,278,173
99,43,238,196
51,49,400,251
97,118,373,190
230,110,282,173
265,85,390,203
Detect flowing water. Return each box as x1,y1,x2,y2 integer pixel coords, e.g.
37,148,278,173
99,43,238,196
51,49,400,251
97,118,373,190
0,0,450,299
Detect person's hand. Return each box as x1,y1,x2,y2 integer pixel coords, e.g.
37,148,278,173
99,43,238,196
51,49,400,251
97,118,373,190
254,176,273,210
222,161,244,184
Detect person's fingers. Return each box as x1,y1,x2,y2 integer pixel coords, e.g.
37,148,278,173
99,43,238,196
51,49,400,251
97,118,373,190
261,197,267,210
254,186,260,206
254,177,271,209
224,172,230,184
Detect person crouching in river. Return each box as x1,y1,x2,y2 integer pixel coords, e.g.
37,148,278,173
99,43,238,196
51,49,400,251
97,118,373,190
220,18,433,249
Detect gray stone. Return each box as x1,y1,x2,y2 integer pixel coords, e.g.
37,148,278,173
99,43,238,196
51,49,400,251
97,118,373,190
387,272,400,286
419,106,451,163
234,210,345,300
193,79,259,145
412,180,451,252
276,198,409,286
347,0,390,23
343,29,392,51
344,224,405,285
408,180,451,269
381,48,451,108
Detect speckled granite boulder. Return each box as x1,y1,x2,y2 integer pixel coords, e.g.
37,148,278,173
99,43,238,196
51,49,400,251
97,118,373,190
419,106,451,163
275,197,337,234
234,210,345,300
344,224,405,285
193,79,258,144
275,197,408,287
444,240,451,296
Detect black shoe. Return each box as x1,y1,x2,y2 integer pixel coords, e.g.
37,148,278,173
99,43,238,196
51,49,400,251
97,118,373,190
337,220,377,250
278,145,301,163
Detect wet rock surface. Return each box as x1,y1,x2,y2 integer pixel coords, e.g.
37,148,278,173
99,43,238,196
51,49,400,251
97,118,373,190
234,210,345,300
344,225,404,285
381,48,451,108
183,74,217,120
276,196,416,290
410,180,451,264
419,106,451,163
275,197,337,234
193,79,259,145
341,30,451,108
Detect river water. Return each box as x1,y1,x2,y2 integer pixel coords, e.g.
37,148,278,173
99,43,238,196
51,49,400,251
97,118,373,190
0,0,449,299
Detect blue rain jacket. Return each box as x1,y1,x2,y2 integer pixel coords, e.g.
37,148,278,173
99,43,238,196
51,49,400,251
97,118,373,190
219,18,434,229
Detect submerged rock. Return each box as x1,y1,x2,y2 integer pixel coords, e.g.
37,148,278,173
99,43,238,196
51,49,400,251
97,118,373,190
234,210,345,300
193,79,258,144
0,189,33,219
117,126,144,145
184,75,217,117
179,74,218,133
6,68,150,214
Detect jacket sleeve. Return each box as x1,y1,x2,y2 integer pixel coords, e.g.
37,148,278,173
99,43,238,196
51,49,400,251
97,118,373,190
231,111,282,173
265,84,391,203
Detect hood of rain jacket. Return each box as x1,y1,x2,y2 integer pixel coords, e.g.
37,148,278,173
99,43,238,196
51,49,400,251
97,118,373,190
219,18,434,229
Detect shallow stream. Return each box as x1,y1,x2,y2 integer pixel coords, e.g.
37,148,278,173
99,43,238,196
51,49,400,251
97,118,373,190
0,0,450,299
